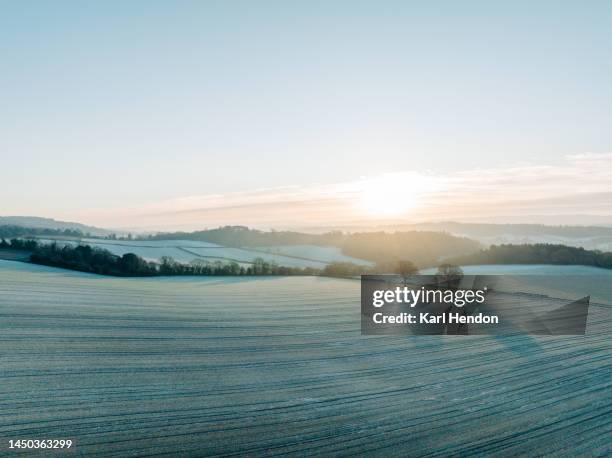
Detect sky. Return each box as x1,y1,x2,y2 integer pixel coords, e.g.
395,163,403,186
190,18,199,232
1,1,612,230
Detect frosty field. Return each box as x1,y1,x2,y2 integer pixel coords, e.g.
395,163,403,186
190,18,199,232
0,260,610,456
32,238,371,268
421,264,612,306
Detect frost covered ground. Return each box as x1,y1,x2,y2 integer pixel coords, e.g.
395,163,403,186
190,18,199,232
421,264,612,306
253,244,372,265
0,260,610,456
32,238,371,268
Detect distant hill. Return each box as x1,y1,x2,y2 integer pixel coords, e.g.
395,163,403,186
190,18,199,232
448,243,612,269
387,222,612,251
0,216,111,236
11,216,612,267
142,226,481,267
143,226,325,246
405,222,612,237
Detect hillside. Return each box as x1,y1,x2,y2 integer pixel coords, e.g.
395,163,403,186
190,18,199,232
392,222,612,251
0,216,110,236
142,226,481,266
448,243,612,269
1,261,609,456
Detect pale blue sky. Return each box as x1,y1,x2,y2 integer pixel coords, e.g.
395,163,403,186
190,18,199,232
1,1,611,226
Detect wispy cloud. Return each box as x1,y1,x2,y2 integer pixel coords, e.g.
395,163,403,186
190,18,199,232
94,154,612,230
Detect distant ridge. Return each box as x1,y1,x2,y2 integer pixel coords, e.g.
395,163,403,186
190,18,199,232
398,222,612,237
0,216,111,236
386,222,612,251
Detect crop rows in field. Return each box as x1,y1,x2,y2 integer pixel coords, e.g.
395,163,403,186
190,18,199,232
0,260,610,456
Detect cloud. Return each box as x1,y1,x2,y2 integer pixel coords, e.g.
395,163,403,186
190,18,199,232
94,154,612,230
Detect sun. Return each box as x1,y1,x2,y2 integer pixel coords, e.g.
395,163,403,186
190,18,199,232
358,173,426,218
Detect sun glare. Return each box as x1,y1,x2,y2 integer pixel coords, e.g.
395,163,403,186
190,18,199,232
358,173,430,218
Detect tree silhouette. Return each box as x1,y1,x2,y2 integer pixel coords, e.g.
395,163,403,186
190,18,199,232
435,263,463,288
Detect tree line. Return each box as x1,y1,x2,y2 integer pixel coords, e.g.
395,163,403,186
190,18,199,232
2,238,423,278
2,239,323,276
11,239,610,279
449,243,612,269
2,224,481,267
